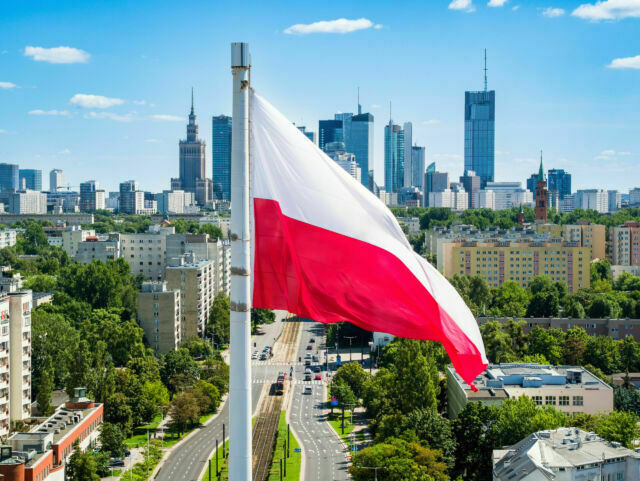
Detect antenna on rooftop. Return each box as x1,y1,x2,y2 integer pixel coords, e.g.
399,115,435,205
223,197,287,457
484,49,488,92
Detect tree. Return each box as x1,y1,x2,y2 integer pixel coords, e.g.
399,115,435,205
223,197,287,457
67,443,100,481
333,362,369,398
200,358,230,395
526,327,565,365
619,336,640,372
452,402,498,481
180,336,213,359
191,380,221,413
585,336,621,374
564,298,586,318
614,386,640,415
99,422,125,458
596,411,639,448
103,392,134,437
251,308,275,333
563,327,589,365
361,368,395,421
65,340,93,396
526,291,560,318
479,321,515,363
170,392,201,434
330,378,357,407
492,281,529,317
36,355,54,416
161,348,200,393
206,293,230,345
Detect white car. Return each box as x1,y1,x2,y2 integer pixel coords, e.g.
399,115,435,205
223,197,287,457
251,351,259,359
304,386,312,395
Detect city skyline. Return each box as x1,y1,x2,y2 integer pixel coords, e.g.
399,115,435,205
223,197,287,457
1,1,639,193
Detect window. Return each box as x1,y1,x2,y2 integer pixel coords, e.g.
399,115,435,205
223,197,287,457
559,396,569,406
532,396,542,405
545,396,556,405
573,396,583,406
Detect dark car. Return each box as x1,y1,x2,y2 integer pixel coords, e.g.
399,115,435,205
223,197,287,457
304,359,311,366
304,373,312,381
313,366,321,372
312,355,319,362
310,338,315,343
109,459,126,467
306,345,313,350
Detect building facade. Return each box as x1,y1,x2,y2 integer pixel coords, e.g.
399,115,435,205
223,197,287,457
178,93,206,198
547,168,571,199
345,111,374,189
212,115,232,201
48,169,64,193
410,146,425,191
384,120,404,194
8,191,47,214
137,281,181,354
119,225,175,280
79,181,105,212
75,236,120,264
610,221,640,266
464,90,495,187
574,189,608,213
18,170,42,191
485,182,533,210
61,226,95,258
0,164,19,193
318,119,344,152
119,180,145,214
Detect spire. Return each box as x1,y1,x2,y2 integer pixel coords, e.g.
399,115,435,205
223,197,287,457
484,48,488,92
357,86,362,115
538,150,545,182
190,87,194,116
389,100,392,124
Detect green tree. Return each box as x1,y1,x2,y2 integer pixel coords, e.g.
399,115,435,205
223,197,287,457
333,361,369,398
614,386,640,415
596,411,639,448
206,292,230,345
479,321,515,363
452,402,498,481
67,444,100,481
251,308,275,333
180,336,213,359
330,378,358,407
36,355,54,416
98,422,125,458
170,392,201,434
526,327,565,365
563,327,589,365
103,392,134,437
191,379,221,413
619,336,640,372
492,281,529,317
390,339,439,414
65,340,93,396
160,348,200,393
585,336,621,374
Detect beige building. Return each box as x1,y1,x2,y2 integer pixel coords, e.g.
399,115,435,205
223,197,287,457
9,291,31,424
61,226,96,258
119,224,175,280
447,363,613,419
165,255,215,339
610,221,640,266
442,240,590,292
535,221,605,261
137,282,181,354
75,236,120,264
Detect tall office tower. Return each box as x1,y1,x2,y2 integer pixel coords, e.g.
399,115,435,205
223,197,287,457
212,115,232,201
344,112,374,189
119,180,145,214
49,169,65,192
464,50,495,187
384,120,405,193
548,169,572,199
424,162,450,206
403,122,413,188
411,146,426,190
179,90,206,198
535,155,548,222
608,190,622,213
18,169,42,191
79,180,106,212
460,170,481,208
526,173,538,199
297,126,317,144
318,119,344,152
0,164,19,192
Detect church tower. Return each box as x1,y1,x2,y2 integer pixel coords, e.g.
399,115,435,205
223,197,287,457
535,152,547,223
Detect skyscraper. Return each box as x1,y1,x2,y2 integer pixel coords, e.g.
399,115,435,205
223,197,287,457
402,122,413,188
0,164,19,192
179,90,206,198
318,119,344,152
411,146,426,190
464,50,495,187
79,180,106,212
424,162,450,206
460,170,481,208
119,180,144,214
18,169,42,191
212,115,232,201
49,169,65,192
384,120,404,194
548,169,572,199
345,111,374,189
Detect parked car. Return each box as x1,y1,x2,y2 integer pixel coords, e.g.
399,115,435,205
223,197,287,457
306,345,313,350
305,373,312,381
109,459,126,467
313,366,321,373
315,374,322,380
251,351,258,359
304,359,311,366
312,355,319,362
304,386,312,395
304,368,312,374
310,338,315,343
260,353,267,361
304,353,312,359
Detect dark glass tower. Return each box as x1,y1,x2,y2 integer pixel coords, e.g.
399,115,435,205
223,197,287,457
0,164,19,192
212,115,232,201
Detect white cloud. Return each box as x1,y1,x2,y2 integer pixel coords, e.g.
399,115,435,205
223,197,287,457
133,100,147,105
488,0,508,6
1,51,7,55
70,94,124,109
0,82,17,89
373,24,384,29
145,139,161,143
600,149,617,156
284,18,377,34
422,120,441,125
85,111,135,122
512,5,520,10
542,7,565,17
58,148,71,155
24,46,90,64
449,0,475,12
150,114,184,122
572,0,640,21
607,55,640,69
28,109,70,116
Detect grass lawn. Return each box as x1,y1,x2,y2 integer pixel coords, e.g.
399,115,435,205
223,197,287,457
125,412,215,449
327,411,356,451
267,411,301,481
200,439,230,481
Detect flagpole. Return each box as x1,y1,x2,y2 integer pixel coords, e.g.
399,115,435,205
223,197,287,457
230,41,252,481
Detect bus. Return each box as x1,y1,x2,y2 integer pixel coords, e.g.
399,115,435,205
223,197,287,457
275,372,286,395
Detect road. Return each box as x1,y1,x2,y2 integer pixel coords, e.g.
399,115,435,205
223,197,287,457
155,313,287,481
288,320,350,481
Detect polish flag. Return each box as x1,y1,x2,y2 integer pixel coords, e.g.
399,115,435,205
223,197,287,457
250,93,488,387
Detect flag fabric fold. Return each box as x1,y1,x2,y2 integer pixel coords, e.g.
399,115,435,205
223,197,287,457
249,91,488,388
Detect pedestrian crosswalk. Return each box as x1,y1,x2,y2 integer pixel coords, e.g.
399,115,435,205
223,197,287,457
252,360,322,366
252,378,325,385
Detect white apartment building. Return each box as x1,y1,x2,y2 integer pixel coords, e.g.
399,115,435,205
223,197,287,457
0,230,17,249
8,190,47,214
485,182,534,210
119,224,175,280
574,189,608,213
610,222,640,267
75,236,120,264
559,194,575,213
493,428,640,481
334,156,362,184
429,189,468,211
156,190,197,214
474,189,496,210
61,226,96,258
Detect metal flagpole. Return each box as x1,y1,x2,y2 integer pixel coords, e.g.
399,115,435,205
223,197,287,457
229,41,252,481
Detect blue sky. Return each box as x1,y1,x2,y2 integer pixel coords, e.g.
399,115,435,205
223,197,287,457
0,0,639,193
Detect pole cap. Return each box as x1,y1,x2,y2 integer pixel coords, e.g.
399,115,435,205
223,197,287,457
231,42,250,67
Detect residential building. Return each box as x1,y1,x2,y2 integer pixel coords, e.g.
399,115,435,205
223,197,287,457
608,190,622,212
49,169,64,193
464,90,495,187
119,224,175,280
410,146,425,191
61,226,96,258
178,92,206,199
630,187,640,206
559,194,575,213
8,291,31,423
574,189,608,213
460,171,481,208
610,221,640,266
0,230,17,249
547,168,571,199
318,119,344,152
0,164,19,192
429,188,468,211
155,190,197,214
474,189,496,210
212,115,232,201
485,182,533,210
165,255,216,339
424,163,449,206
441,239,590,292
195,178,213,206
137,281,181,354
296,125,316,144
397,217,421,235
18,169,42,191
611,265,640,280
559,221,606,260
119,180,145,214
384,120,404,194
75,236,120,264
493,428,640,481
0,388,103,481
344,110,374,189
79,181,106,212
402,122,413,188
199,215,231,238
447,363,612,419
8,190,47,214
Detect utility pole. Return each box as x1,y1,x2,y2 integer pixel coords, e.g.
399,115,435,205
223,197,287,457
287,424,290,458
229,41,252,481
345,336,356,363
359,466,387,481
216,439,219,476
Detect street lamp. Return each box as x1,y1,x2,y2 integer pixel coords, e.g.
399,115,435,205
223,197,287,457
358,466,387,481
367,342,373,374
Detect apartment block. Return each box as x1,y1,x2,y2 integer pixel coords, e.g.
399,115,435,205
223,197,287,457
447,363,612,419
441,240,590,292
535,221,606,261
8,291,31,424
165,255,215,339
61,226,96,258
610,221,640,266
137,282,181,354
8,191,47,215
75,236,120,264
119,224,175,280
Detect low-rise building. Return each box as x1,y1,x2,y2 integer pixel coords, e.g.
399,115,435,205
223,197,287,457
0,231,17,249
396,217,421,236
447,363,613,419
493,428,640,481
137,282,181,354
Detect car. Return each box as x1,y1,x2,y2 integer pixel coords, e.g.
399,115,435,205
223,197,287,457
304,359,311,366
309,338,315,343
306,345,313,350
304,373,312,381
304,368,312,374
312,355,319,362
304,353,312,359
109,459,126,467
315,374,322,380
260,353,267,361
304,386,312,395
124,449,131,456
313,366,321,373
251,351,258,359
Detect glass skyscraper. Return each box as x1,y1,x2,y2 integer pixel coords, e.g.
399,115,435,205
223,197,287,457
464,90,495,187
345,112,374,188
212,115,232,201
411,146,425,191
384,120,404,193
0,164,19,192
18,169,42,191
318,119,344,152
548,169,572,199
